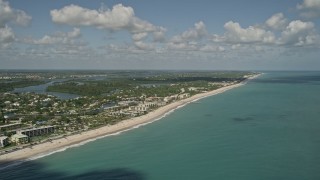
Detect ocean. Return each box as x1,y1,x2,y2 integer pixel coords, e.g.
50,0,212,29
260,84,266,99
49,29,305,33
1,72,320,180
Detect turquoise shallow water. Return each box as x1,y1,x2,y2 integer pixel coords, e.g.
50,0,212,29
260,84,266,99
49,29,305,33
1,72,320,179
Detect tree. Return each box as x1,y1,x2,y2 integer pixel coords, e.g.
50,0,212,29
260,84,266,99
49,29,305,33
0,103,5,124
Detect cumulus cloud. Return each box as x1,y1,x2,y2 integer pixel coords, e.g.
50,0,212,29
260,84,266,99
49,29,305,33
265,13,288,30
211,18,320,48
152,27,166,42
167,41,198,51
0,0,31,48
51,4,133,30
199,44,225,52
20,28,94,60
167,21,209,51
216,21,276,44
153,31,166,41
67,28,81,38
134,41,154,51
171,21,207,43
297,0,320,18
0,25,15,48
132,32,148,41
280,20,320,46
50,4,166,37
29,28,81,45
105,43,154,54
0,0,31,27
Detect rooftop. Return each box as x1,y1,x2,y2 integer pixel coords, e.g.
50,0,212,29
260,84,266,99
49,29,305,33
11,134,28,138
0,136,8,140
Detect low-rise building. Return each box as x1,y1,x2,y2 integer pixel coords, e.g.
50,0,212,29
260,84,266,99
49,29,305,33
129,101,166,113
17,126,55,138
0,123,22,133
0,136,9,147
134,105,149,112
164,95,178,103
118,101,138,107
11,134,29,145
178,93,190,99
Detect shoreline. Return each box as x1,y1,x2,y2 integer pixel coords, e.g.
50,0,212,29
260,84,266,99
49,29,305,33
0,74,260,167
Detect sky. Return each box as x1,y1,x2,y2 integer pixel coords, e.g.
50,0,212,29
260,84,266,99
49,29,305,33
0,0,320,70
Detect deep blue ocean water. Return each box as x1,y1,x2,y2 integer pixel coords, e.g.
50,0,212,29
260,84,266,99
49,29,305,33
1,72,320,180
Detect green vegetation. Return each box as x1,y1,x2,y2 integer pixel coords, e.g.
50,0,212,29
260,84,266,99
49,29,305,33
46,71,249,96
47,81,132,96
0,70,257,151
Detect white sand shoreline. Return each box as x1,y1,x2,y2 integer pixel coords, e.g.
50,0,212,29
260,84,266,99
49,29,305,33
0,74,260,166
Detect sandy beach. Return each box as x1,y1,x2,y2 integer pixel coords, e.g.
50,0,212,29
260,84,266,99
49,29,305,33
0,74,259,165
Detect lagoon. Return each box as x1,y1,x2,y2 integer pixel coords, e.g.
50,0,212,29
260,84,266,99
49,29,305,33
12,80,79,100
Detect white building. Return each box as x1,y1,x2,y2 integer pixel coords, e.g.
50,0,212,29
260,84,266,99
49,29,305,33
178,93,190,99
0,136,9,147
11,134,29,145
17,126,55,138
133,101,165,112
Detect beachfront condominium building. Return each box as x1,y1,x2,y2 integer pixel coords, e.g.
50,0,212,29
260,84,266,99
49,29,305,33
0,136,9,147
0,123,22,133
11,134,29,145
17,126,54,138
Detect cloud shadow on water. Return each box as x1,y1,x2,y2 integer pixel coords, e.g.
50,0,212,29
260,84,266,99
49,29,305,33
0,161,146,180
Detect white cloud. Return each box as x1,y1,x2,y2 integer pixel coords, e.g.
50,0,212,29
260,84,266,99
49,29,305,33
217,21,276,44
297,0,320,18
51,4,133,30
132,32,148,41
167,21,209,51
265,13,288,30
199,44,225,52
152,28,166,42
297,0,320,9
30,28,81,45
33,35,58,45
105,43,154,54
50,4,165,35
211,16,320,48
280,20,319,46
20,28,89,60
210,14,320,48
231,44,242,50
0,25,15,48
51,3,166,52
0,0,31,27
13,10,31,26
167,42,198,51
182,21,207,40
134,41,154,50
171,21,207,43
67,28,81,38
0,0,31,48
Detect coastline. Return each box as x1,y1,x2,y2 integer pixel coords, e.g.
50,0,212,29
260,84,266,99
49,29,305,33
0,74,260,167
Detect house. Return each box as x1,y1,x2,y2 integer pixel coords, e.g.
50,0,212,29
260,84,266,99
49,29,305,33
0,136,9,147
11,134,29,145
